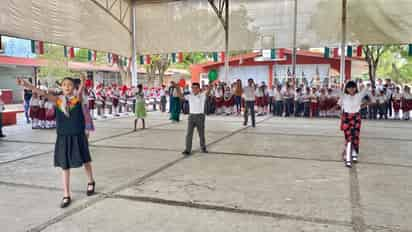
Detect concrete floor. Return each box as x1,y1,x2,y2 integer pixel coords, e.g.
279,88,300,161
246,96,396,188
0,112,411,232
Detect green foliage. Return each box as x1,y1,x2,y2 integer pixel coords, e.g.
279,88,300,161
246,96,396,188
376,45,412,85
170,52,208,70
37,43,75,80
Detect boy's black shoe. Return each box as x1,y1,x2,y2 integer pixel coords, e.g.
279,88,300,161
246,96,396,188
182,151,191,156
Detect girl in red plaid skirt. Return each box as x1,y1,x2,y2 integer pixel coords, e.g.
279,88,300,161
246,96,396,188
338,81,368,168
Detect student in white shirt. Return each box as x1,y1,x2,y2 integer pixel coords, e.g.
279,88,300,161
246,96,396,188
338,80,368,168
181,83,211,156
0,90,5,137
377,89,388,120
159,85,167,113
368,88,378,120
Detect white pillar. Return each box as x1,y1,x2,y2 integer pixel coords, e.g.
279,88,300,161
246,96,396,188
224,0,229,83
340,0,347,87
292,0,298,80
131,3,138,86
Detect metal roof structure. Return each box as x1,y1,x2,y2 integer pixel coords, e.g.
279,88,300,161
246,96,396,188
1,0,411,57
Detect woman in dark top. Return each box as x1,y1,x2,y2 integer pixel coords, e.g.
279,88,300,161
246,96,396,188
17,75,96,208
23,78,33,124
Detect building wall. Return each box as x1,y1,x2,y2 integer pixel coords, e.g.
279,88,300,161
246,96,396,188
0,66,35,103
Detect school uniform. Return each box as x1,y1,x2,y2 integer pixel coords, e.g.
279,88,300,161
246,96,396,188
273,89,284,117
303,92,311,117
402,92,412,120
243,86,256,127
184,92,208,153
338,88,368,166
376,94,387,119
294,92,304,117
310,93,319,117
282,88,295,117
160,89,167,112
392,92,402,119
30,97,41,129
223,89,234,115
215,87,224,115
0,93,4,137
54,95,91,169
368,93,378,120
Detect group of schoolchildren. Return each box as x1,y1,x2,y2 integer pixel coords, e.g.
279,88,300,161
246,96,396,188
200,78,412,121
91,84,167,118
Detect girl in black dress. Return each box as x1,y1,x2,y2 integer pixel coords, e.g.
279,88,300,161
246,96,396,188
17,74,96,208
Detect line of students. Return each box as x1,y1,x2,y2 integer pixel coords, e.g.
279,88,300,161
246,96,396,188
200,79,412,121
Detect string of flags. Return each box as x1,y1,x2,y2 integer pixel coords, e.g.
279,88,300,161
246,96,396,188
324,45,364,58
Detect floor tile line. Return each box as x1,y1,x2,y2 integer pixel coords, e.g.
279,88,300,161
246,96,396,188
0,150,54,165
0,180,85,194
349,165,367,232
241,131,412,142
110,194,352,227
205,151,412,169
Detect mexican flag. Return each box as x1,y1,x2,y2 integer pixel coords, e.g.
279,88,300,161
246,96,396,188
171,53,177,63
178,52,184,63
88,50,96,62
139,55,151,65
347,46,353,57
356,45,363,57
31,40,44,55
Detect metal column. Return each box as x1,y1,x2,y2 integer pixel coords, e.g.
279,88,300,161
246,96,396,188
292,0,298,80
131,3,138,86
340,0,347,86
224,0,229,83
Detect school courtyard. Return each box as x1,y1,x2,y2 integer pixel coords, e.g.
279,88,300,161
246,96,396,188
1,113,411,232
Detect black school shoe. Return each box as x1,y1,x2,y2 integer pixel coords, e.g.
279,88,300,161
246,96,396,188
182,151,191,156
87,181,96,196
60,197,71,208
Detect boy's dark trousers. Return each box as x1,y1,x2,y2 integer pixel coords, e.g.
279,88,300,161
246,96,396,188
185,114,206,153
303,102,310,117
244,101,256,127
274,100,283,116
368,104,378,120
295,102,304,117
378,103,387,119
0,112,3,136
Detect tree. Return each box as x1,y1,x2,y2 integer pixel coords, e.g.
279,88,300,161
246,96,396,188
363,45,388,88
144,54,171,87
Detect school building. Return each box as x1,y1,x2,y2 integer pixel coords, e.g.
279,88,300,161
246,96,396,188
190,49,366,87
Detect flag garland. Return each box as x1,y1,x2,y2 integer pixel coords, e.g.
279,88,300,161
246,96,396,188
87,50,93,61
270,48,276,59
278,48,285,59
171,53,177,63
69,47,75,59
324,47,330,58
356,45,363,57
408,44,412,57
212,52,218,62
347,46,353,57
333,48,339,57
178,52,184,63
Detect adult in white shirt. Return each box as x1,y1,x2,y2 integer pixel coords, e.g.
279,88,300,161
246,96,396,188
242,78,256,127
338,81,368,168
0,90,5,137
181,83,211,156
